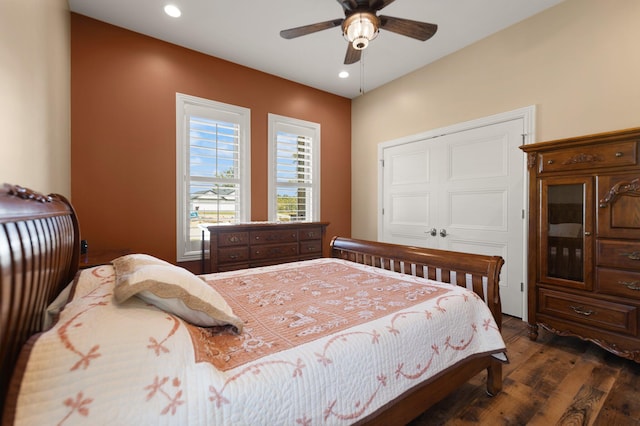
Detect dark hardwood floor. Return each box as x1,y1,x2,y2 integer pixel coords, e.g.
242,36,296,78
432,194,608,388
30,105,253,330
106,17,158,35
408,315,640,426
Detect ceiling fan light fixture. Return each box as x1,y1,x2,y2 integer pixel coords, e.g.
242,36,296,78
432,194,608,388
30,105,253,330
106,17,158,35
343,13,379,51
352,36,369,50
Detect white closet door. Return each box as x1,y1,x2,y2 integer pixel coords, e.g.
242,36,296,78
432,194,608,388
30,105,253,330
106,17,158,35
381,138,441,248
381,118,525,318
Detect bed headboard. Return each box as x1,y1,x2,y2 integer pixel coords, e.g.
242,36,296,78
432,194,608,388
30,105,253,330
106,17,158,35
0,183,80,417
330,236,505,328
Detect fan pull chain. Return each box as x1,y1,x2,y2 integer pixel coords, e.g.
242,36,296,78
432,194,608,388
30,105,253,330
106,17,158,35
360,50,365,95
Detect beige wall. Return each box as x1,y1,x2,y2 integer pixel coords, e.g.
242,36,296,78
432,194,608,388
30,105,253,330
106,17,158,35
0,0,70,196
351,0,640,240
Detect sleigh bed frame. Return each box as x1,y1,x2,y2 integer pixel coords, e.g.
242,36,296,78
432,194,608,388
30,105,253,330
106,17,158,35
0,183,505,425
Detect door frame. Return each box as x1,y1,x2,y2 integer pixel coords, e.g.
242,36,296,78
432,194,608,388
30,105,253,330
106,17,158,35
377,105,536,321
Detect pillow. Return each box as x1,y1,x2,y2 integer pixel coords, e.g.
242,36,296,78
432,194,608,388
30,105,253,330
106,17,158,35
112,254,243,333
113,253,173,268
42,282,74,330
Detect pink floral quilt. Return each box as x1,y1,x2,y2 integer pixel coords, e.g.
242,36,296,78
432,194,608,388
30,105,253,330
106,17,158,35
10,258,506,425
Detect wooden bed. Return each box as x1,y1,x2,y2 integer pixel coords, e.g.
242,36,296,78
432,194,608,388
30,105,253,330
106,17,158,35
0,184,505,425
332,238,505,425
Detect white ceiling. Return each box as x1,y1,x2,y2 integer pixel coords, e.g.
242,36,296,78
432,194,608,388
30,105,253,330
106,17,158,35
68,0,564,99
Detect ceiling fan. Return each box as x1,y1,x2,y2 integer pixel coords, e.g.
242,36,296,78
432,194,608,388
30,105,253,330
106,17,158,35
280,0,438,65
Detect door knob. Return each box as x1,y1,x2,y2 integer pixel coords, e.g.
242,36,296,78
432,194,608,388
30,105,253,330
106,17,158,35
428,228,437,236
440,229,447,237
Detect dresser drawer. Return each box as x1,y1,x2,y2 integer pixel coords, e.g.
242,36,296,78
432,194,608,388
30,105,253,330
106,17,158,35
251,243,298,260
299,226,323,240
217,232,249,247
538,288,637,336
597,267,640,299
217,246,249,263
597,240,640,271
250,229,298,244
207,222,328,273
300,240,322,255
539,141,637,173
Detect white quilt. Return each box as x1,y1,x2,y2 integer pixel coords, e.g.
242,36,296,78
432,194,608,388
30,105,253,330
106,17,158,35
10,259,506,425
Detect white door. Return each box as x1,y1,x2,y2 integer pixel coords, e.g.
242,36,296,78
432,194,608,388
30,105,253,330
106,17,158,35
381,138,441,248
381,118,525,318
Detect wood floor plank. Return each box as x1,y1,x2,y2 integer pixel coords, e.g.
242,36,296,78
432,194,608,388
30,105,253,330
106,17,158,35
506,342,576,395
527,355,619,426
408,316,640,426
412,383,486,425
452,379,544,425
527,364,597,425
594,358,640,425
557,384,606,426
499,332,544,377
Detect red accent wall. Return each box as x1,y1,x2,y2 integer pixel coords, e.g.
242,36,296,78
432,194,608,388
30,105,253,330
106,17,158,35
71,13,351,270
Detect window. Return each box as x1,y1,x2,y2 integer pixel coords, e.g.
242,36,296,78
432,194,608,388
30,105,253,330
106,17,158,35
176,93,250,261
268,114,320,222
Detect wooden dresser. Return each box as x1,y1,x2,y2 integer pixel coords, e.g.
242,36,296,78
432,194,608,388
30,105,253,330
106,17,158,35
521,127,640,362
206,222,328,273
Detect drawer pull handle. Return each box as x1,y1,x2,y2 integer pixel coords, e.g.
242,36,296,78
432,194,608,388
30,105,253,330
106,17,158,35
228,236,240,243
619,280,640,290
570,305,595,316
621,251,640,261
547,160,554,165
228,254,238,260
615,152,624,157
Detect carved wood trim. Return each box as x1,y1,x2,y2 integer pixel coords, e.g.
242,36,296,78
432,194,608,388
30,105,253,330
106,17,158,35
538,322,640,362
3,183,52,203
527,152,537,169
599,177,640,208
562,152,604,165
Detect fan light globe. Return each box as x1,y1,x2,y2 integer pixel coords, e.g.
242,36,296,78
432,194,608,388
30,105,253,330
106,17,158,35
343,13,379,50
352,36,369,50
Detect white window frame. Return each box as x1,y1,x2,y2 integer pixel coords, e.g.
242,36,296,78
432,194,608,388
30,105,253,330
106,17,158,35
176,93,251,262
267,113,320,222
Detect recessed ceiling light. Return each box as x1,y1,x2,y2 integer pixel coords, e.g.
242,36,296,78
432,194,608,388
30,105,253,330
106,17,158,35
338,71,349,79
164,4,181,18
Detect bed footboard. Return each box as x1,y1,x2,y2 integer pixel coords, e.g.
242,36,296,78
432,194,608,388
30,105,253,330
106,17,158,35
330,236,504,328
331,236,506,425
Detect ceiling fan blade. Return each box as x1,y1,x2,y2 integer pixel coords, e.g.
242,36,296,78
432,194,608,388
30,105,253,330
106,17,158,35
344,44,362,64
369,0,396,11
280,19,343,39
338,0,359,12
379,15,438,41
